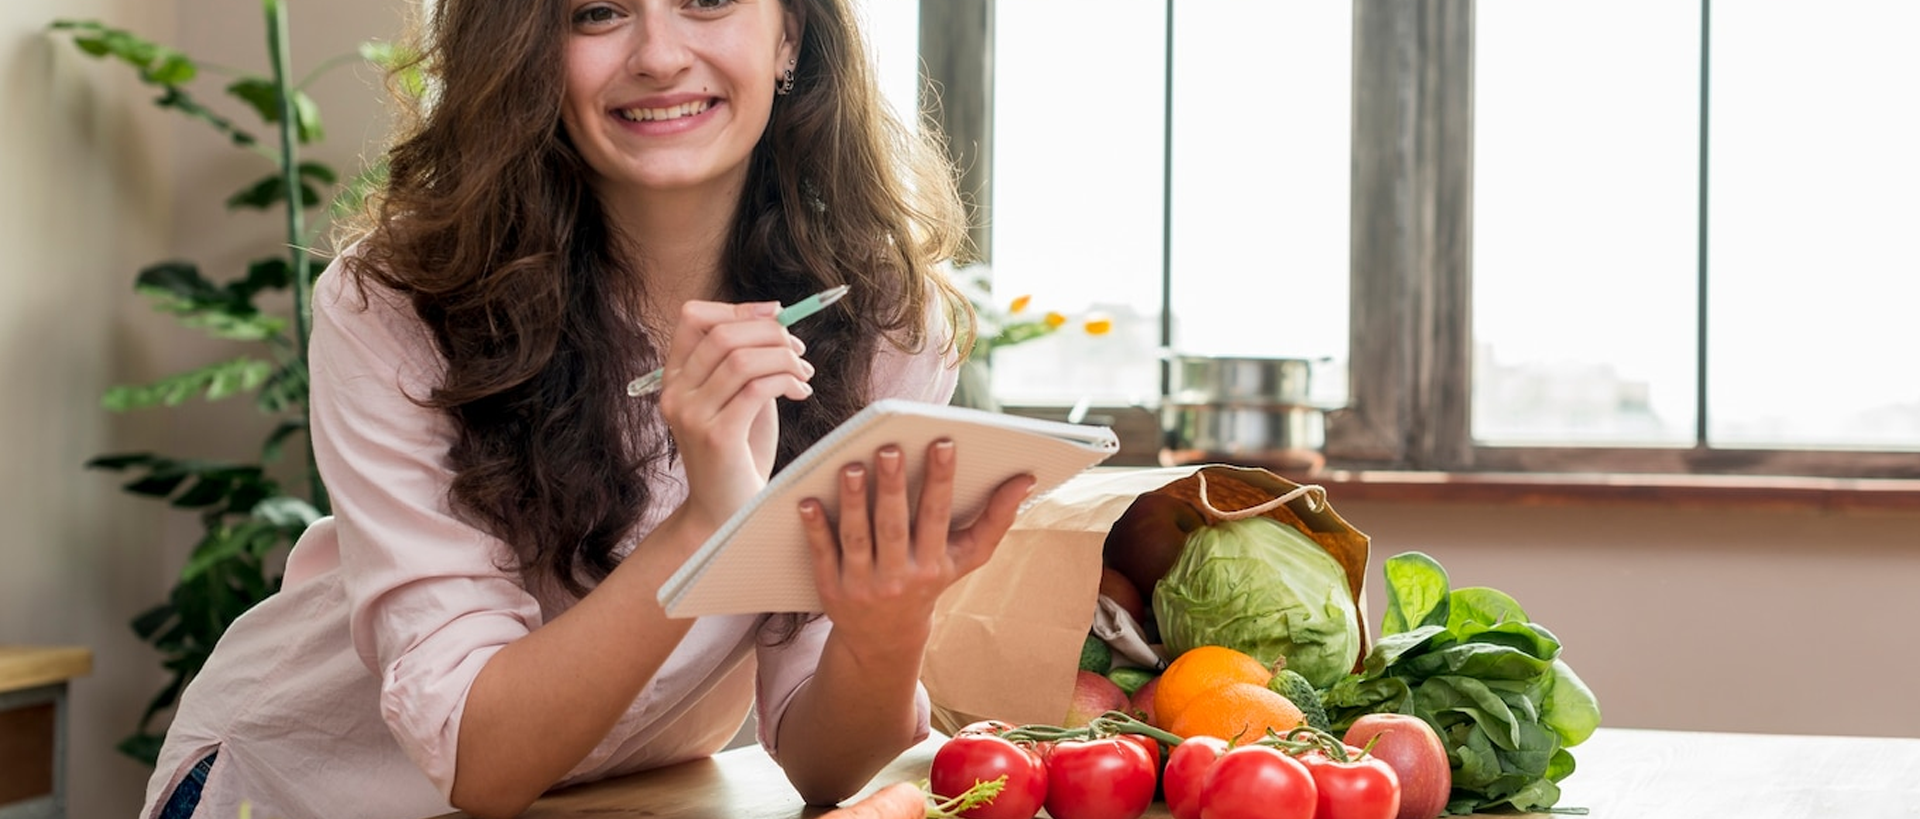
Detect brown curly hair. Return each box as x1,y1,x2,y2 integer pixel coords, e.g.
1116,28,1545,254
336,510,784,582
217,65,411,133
339,0,973,601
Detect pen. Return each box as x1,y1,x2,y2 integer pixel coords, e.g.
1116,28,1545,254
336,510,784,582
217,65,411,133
626,284,852,397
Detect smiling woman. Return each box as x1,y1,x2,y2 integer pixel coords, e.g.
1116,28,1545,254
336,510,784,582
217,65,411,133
132,0,1020,818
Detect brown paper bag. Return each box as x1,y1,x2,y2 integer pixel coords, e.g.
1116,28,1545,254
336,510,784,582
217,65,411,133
921,464,1371,734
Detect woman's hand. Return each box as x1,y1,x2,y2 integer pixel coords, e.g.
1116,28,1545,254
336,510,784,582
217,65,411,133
657,300,814,529
799,439,1036,652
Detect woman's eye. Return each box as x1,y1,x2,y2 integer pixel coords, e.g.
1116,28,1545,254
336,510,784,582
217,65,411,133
572,5,621,26
688,0,735,10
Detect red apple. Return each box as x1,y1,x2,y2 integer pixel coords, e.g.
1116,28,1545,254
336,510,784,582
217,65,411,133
1127,675,1161,726
1065,670,1129,727
1099,565,1149,625
1344,713,1452,819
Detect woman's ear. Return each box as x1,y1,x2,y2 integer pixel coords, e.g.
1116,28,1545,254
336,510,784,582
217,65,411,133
778,1,805,70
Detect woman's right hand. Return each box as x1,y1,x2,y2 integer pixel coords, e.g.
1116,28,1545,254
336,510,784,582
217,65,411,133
656,300,814,529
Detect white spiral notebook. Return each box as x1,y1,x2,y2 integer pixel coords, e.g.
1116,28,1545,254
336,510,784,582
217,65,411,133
658,399,1121,618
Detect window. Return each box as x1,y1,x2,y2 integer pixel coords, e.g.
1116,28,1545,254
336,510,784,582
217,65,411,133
906,1,1920,479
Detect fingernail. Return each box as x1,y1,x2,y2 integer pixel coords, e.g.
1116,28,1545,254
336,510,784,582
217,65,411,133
790,335,807,354
844,463,865,490
932,439,954,465
877,447,902,474
801,360,816,377
752,302,779,318
798,501,821,521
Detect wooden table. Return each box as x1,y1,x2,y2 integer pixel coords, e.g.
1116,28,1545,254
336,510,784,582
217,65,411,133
0,646,92,819
433,726,1920,818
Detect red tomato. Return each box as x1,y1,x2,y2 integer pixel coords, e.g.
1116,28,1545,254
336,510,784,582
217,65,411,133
1043,737,1157,819
930,732,1049,819
1118,732,1162,770
1343,714,1452,819
1198,745,1315,819
1161,735,1229,819
1301,751,1402,819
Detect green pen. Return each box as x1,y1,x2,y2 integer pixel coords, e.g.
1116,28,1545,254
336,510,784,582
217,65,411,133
626,284,851,397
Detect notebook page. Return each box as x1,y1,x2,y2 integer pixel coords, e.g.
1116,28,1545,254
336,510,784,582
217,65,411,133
660,400,1119,617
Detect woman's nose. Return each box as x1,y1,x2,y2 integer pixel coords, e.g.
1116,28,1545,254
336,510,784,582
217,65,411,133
627,8,695,81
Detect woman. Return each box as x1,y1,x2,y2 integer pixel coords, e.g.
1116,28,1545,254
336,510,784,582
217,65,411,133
139,1,1026,817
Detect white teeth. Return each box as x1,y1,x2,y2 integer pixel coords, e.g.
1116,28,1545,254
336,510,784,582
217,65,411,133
616,100,711,122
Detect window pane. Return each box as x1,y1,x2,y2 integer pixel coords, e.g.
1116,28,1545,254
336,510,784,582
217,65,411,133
1167,1,1350,407
1708,1,1920,450
861,0,920,131
989,2,1166,405
1473,1,1701,445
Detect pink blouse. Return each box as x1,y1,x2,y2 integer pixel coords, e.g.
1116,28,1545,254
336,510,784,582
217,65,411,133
140,256,960,819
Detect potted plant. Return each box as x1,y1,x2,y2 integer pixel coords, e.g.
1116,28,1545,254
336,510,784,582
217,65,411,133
51,3,416,765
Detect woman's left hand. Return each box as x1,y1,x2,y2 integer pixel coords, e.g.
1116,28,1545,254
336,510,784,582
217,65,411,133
798,439,1035,645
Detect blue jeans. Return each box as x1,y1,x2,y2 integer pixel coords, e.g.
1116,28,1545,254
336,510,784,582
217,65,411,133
158,751,217,819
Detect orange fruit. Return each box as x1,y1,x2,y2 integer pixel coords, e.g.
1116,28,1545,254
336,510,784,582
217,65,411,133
1164,681,1305,743
1154,645,1275,729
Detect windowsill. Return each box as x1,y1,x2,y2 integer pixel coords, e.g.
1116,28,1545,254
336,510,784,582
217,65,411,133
1303,469,1920,514
1000,403,1920,514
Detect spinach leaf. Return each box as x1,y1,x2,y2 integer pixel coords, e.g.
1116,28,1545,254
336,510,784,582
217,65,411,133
1381,551,1451,634
1334,551,1600,815
1543,658,1603,746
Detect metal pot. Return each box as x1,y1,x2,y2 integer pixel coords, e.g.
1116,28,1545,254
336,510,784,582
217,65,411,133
1166,355,1315,405
1159,355,1332,473
1160,403,1328,473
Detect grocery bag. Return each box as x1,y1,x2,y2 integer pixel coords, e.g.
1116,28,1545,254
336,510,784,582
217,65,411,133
921,464,1371,734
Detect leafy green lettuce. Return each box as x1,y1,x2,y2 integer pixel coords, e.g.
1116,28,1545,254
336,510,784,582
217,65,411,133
1324,552,1602,814
1153,516,1362,689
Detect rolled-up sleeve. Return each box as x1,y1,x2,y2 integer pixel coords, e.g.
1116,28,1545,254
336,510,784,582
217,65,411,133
307,260,544,798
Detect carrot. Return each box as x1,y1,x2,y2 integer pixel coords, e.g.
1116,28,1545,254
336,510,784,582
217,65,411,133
817,782,931,819
818,776,1007,819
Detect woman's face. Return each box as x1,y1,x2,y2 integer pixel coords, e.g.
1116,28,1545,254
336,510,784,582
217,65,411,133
561,0,799,200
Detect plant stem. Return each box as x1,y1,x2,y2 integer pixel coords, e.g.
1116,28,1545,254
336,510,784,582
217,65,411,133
263,0,326,510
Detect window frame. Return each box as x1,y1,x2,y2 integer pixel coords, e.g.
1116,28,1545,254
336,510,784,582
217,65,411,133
922,0,1920,481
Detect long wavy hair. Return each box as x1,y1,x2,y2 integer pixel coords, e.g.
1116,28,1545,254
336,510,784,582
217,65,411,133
340,0,972,603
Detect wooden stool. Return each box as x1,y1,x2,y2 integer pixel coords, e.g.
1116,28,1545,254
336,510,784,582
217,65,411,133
0,646,92,819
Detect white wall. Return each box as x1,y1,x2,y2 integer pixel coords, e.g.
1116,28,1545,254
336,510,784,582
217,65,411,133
2,0,403,816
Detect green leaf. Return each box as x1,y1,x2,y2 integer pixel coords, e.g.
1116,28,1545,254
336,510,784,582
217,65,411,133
252,496,322,529
180,523,260,582
101,357,276,411
298,160,338,185
257,361,309,414
117,732,167,768
50,20,197,86
239,257,294,297
1542,659,1602,747
1381,551,1451,635
86,452,160,471
154,87,259,148
1359,624,1448,675
135,261,223,303
1447,586,1530,632
226,76,280,123
1399,640,1555,682
128,602,176,641
291,90,324,143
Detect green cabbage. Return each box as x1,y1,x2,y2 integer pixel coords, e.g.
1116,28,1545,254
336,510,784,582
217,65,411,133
1152,516,1361,688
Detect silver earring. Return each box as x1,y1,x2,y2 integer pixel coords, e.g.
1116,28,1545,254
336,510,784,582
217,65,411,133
778,60,796,96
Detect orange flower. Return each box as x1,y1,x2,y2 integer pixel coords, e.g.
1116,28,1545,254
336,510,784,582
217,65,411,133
1008,294,1033,314
1082,315,1113,335
1043,311,1067,329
